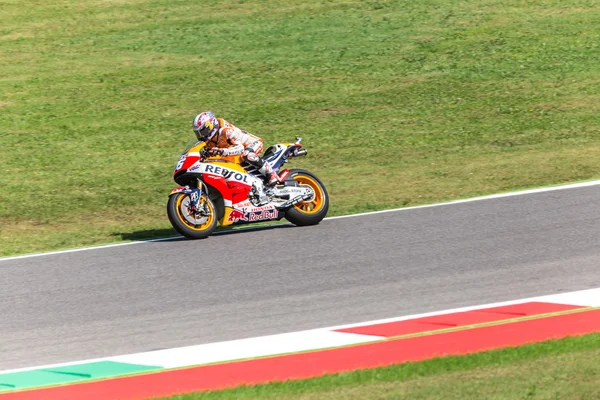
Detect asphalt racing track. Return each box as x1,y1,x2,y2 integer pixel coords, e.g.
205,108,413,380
1,183,599,371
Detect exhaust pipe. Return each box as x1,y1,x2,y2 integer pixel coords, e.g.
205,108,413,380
294,149,307,157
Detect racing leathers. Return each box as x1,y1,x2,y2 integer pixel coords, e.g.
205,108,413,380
205,118,280,186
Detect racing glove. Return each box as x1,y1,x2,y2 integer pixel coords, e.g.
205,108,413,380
208,148,227,156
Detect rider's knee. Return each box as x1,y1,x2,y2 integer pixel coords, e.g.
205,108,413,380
247,152,264,167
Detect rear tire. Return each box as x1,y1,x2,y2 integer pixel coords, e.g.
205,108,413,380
284,169,329,226
167,193,218,239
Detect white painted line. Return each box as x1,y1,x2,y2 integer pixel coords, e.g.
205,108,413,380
0,237,179,263
0,226,287,263
110,330,383,369
535,288,600,307
2,179,599,262
1,287,598,376
326,179,600,221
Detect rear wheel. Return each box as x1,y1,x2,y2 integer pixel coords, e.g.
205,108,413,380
284,169,329,226
167,193,218,239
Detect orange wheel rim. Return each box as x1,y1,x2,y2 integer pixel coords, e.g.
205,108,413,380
292,175,324,214
175,194,215,230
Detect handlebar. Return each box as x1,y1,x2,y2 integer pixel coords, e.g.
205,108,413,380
199,147,209,160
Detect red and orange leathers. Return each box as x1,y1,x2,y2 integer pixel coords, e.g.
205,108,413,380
205,118,264,156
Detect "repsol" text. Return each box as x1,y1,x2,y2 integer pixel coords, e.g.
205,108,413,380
204,165,250,184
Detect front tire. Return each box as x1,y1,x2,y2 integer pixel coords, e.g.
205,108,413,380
167,193,218,239
284,169,329,226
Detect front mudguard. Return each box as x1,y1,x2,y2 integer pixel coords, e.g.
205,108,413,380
169,186,193,196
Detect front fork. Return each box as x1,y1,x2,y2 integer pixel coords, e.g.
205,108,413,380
188,188,203,213
169,183,204,213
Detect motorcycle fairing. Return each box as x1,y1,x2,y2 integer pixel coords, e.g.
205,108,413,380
181,159,259,227
190,163,253,186
174,142,204,177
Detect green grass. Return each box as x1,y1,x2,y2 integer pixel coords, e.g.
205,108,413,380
158,333,600,399
2,0,600,255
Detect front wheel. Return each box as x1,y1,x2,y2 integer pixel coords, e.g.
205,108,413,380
167,193,218,239
284,169,329,226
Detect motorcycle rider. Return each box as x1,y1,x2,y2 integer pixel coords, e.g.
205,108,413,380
192,111,280,187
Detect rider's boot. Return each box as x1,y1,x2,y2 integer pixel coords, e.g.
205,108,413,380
259,162,280,187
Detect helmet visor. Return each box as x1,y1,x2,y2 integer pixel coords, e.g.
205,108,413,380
194,123,213,141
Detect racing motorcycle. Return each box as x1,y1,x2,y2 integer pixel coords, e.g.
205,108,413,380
167,137,329,239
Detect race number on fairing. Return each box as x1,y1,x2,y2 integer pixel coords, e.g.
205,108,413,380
175,155,186,171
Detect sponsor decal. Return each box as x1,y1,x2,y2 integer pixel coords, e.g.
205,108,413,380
234,200,253,208
247,204,276,212
228,208,247,222
248,210,278,221
279,169,290,181
227,208,279,223
204,164,250,184
280,195,305,209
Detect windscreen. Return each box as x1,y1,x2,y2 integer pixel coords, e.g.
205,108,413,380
181,139,203,155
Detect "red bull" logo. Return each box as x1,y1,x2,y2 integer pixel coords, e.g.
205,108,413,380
228,209,247,222
248,210,278,221
227,209,279,223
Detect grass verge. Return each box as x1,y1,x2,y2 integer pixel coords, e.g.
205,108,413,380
2,0,600,255
159,333,600,399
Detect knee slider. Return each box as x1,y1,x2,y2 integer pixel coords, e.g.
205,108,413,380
245,151,264,167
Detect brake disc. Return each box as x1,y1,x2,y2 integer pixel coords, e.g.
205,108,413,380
180,197,209,225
